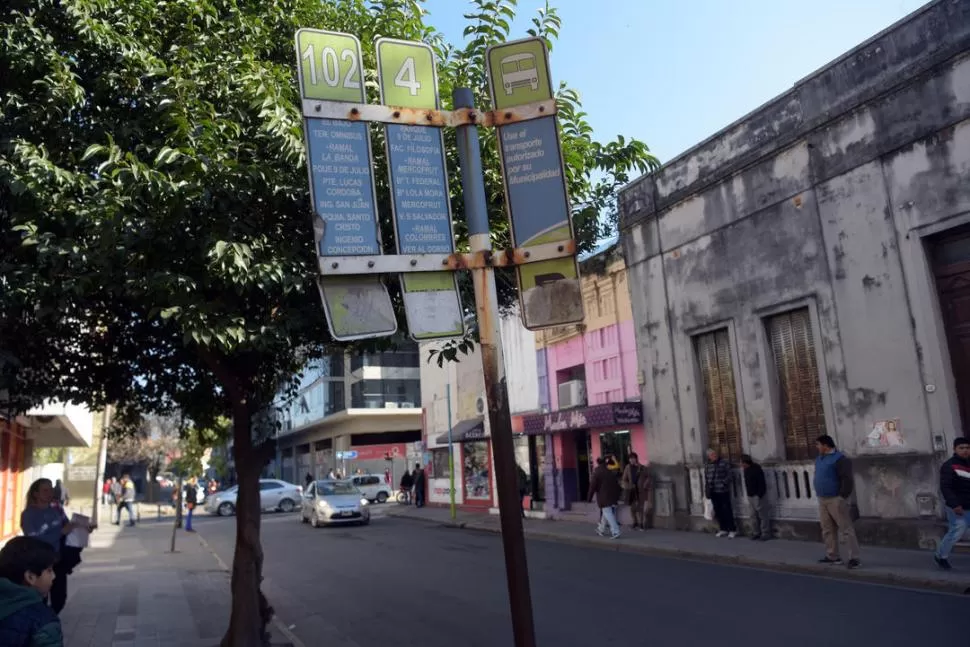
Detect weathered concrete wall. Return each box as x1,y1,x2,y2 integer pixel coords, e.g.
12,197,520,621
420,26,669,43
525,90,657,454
618,0,970,540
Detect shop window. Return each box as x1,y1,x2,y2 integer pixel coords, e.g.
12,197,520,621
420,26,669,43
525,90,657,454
599,430,631,468
694,328,743,462
766,308,826,460
463,441,491,500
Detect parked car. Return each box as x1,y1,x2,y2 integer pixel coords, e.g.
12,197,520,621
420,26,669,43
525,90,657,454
204,479,302,517
349,473,392,503
300,479,370,527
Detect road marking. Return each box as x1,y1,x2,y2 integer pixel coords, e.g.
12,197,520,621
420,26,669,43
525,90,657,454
195,532,308,647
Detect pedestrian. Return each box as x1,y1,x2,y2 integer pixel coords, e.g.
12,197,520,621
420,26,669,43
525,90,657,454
741,454,770,540
327,468,336,480
0,536,64,646
621,452,652,530
19,478,96,614
184,478,198,533
114,474,136,527
109,477,122,521
101,478,112,506
412,463,426,508
517,464,529,518
704,448,737,538
304,473,313,489
934,436,970,570
399,468,413,505
814,435,861,569
589,457,621,538
51,480,69,509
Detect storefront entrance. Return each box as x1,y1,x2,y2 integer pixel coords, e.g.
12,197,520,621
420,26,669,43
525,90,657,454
599,429,632,467
573,430,591,500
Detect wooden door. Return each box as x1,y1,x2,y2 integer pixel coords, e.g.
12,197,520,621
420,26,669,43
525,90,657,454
932,227,970,429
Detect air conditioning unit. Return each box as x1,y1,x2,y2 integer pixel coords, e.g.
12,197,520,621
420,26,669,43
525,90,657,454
384,402,399,409
558,380,587,409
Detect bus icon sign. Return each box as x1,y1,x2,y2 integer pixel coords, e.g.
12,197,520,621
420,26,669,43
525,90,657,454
500,53,539,95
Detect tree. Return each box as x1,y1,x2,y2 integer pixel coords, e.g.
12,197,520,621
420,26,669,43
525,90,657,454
0,1,657,644
107,414,183,498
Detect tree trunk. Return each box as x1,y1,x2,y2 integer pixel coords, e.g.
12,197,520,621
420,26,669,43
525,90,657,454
220,405,265,647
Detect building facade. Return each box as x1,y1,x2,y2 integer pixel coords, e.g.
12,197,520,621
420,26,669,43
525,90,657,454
271,344,422,486
420,309,542,512
520,246,645,515
618,0,970,547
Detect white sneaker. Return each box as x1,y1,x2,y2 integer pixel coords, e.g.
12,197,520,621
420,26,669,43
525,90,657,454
596,527,605,537
716,531,727,538
610,532,621,539
728,532,737,539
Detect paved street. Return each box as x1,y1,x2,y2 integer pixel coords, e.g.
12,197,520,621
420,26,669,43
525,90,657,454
193,510,967,647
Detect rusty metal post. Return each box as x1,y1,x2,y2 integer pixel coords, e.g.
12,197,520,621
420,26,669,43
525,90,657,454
453,87,537,647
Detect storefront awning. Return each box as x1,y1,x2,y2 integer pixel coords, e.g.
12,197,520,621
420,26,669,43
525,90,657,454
520,402,643,435
435,416,486,444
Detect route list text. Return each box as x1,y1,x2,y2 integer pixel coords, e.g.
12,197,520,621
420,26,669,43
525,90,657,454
386,124,453,254
307,118,380,256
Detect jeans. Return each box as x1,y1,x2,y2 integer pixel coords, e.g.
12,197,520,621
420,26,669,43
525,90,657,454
710,492,736,532
936,506,970,560
748,495,771,536
185,505,194,531
115,501,136,525
597,505,620,536
415,489,425,507
49,559,69,615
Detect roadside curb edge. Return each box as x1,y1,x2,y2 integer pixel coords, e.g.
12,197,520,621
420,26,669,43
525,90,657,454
194,532,308,647
388,511,970,595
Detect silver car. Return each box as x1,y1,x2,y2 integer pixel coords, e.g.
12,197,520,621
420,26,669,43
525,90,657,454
205,479,302,517
300,480,370,527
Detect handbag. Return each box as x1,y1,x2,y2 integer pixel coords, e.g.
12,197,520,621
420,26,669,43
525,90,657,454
703,499,714,521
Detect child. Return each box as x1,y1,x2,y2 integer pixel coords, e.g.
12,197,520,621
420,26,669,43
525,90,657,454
0,536,64,647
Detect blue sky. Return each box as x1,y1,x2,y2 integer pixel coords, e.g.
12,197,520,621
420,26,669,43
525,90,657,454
422,0,928,163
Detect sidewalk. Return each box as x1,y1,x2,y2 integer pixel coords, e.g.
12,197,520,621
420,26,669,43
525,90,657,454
58,520,296,647
387,505,970,594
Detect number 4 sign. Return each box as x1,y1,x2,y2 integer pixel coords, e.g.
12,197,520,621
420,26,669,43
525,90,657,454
377,38,464,340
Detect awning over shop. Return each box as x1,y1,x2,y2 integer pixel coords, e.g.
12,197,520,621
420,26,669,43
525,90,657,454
435,416,486,444
520,402,643,435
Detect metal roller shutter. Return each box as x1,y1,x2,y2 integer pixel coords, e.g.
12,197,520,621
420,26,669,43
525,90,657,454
767,308,826,460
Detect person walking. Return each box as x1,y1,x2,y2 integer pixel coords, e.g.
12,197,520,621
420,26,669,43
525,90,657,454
589,457,621,538
399,468,413,505
115,475,136,527
741,454,770,540
934,436,970,570
412,463,426,508
184,479,198,533
517,464,529,518
101,478,112,506
19,478,96,615
705,448,737,538
621,453,651,530
304,473,313,489
0,536,65,646
814,435,860,569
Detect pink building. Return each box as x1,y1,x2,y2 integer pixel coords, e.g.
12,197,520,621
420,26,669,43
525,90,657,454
519,245,646,512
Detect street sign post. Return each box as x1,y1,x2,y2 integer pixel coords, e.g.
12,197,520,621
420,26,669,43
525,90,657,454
376,38,464,340
486,37,584,330
295,29,397,341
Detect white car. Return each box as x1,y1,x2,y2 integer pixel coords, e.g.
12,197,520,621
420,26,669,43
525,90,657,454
205,479,302,516
349,474,392,503
300,480,370,527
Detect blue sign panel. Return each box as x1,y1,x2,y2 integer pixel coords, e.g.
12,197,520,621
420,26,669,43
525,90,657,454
306,118,380,256
386,124,452,253
336,450,358,460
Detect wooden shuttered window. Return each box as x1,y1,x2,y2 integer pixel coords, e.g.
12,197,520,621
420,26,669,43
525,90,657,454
695,329,742,462
767,308,826,460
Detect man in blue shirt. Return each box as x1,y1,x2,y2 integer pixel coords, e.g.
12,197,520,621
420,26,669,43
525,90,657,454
814,435,860,569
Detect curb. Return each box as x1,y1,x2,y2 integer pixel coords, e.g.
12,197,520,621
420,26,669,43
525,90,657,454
389,511,970,595
195,532,307,647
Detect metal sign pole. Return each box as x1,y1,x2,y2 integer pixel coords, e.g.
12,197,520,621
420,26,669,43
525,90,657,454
446,384,456,521
453,87,537,647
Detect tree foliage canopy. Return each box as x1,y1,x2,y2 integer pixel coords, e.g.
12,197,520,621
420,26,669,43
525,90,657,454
1,0,656,425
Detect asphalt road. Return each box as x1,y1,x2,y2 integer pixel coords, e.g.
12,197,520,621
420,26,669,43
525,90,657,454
192,511,967,647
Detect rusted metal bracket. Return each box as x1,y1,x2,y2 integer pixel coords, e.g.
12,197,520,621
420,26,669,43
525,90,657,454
301,98,557,128
318,239,576,276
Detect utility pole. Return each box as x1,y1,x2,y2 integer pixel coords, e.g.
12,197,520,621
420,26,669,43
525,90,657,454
454,87,538,647
446,384,455,521
90,404,112,526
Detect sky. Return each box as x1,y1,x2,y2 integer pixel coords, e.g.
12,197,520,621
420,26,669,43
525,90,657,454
422,0,930,164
